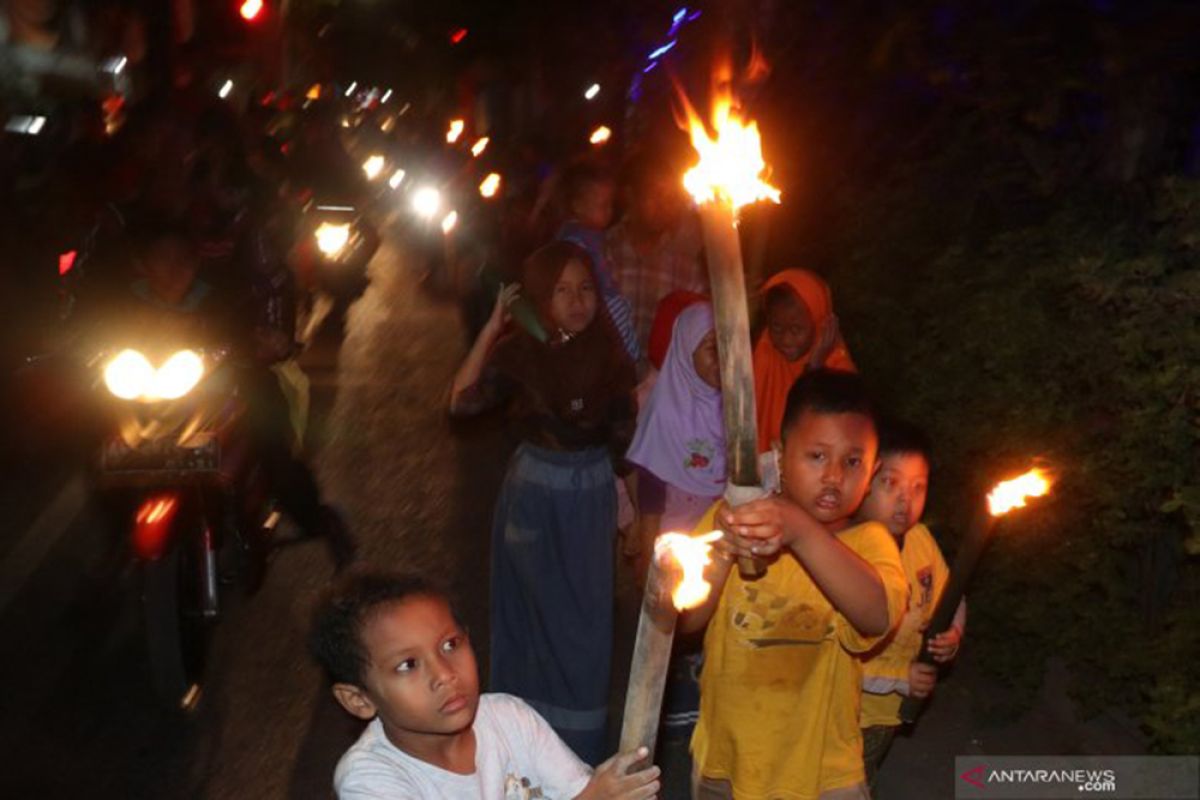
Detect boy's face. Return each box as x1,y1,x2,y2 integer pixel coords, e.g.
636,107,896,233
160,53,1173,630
780,410,878,532
572,180,615,230
860,452,930,538
332,595,480,748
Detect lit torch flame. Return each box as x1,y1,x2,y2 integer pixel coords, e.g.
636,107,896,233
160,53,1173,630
446,119,464,144
679,68,780,213
589,125,612,145
655,531,723,610
987,469,1052,517
471,137,489,157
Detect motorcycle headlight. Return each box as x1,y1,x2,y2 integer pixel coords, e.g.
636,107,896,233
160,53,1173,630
151,350,205,400
315,222,351,256
104,349,154,400
412,186,441,220
362,154,385,181
103,349,205,401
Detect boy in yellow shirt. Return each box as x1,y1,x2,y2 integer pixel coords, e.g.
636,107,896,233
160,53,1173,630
682,370,909,800
855,419,965,795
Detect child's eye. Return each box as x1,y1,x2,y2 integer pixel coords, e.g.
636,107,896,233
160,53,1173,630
882,476,896,489
441,636,460,654
396,658,417,674
846,456,863,468
808,451,825,462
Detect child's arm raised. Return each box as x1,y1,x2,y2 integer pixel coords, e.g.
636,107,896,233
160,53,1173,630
449,284,519,414
718,498,892,636
574,748,661,800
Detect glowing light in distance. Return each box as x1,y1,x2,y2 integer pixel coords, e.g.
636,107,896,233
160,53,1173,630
362,155,385,180
446,119,464,144
471,137,489,157
441,210,458,234
218,80,234,99
584,83,600,100
589,125,612,145
104,350,154,400
381,89,393,104
315,222,351,256
479,173,501,198
412,187,442,219
151,350,205,400
388,168,406,190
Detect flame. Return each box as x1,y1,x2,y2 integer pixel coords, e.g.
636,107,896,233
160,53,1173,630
987,468,1052,516
589,125,612,145
479,172,501,198
471,137,489,157
446,119,464,144
679,66,780,212
656,531,723,610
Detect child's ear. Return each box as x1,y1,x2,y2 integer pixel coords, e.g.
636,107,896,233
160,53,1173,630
332,683,378,721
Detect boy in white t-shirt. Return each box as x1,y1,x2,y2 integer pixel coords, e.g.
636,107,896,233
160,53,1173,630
309,568,661,800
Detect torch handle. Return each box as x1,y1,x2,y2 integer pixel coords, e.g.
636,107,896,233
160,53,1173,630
697,202,764,579
899,507,994,723
618,552,679,772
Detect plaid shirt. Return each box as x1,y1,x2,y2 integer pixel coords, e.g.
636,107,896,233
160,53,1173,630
606,215,708,358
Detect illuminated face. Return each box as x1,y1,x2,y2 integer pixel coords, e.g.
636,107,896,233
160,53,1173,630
692,330,721,390
860,453,930,538
780,410,878,532
341,595,479,747
549,259,598,335
765,292,814,363
572,180,615,230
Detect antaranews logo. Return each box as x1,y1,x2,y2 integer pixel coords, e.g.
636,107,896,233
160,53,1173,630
960,765,1117,793
955,755,1198,800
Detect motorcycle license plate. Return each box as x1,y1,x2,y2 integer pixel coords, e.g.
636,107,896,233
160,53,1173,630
100,437,220,480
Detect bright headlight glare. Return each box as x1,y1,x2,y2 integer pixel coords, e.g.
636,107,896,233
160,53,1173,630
151,350,205,400
315,222,351,256
362,155,385,180
104,349,154,400
412,187,441,219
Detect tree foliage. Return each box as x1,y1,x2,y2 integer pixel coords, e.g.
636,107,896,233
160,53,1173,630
759,0,1200,752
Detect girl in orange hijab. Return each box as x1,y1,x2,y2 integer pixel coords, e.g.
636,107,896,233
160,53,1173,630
753,269,856,450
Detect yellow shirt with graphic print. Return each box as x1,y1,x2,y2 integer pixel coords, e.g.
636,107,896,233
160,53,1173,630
860,523,951,728
689,503,908,800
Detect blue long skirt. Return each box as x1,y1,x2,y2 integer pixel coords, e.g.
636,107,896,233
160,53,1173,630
488,442,615,765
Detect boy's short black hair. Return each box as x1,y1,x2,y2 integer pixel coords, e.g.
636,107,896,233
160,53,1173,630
308,567,459,687
781,369,878,435
877,417,933,465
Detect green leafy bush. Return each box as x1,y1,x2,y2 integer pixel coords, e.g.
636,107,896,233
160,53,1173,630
828,175,1199,752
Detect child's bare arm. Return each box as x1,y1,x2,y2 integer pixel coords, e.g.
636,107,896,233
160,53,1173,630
449,284,518,413
719,498,891,636
574,748,661,800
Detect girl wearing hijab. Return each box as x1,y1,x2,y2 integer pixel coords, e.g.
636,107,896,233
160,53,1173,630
449,241,636,765
753,269,856,451
626,301,726,554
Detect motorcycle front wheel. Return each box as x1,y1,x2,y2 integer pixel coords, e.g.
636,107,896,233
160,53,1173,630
142,517,213,712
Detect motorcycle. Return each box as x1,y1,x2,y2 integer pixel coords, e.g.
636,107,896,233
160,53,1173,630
94,339,274,710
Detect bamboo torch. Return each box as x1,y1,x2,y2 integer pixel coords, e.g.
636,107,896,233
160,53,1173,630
899,468,1053,723
619,531,722,771
680,65,781,579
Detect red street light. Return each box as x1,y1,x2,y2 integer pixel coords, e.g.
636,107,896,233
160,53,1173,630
240,0,264,22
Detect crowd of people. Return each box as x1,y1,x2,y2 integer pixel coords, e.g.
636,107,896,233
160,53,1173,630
308,142,969,799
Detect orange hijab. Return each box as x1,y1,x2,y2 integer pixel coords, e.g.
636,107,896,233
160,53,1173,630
752,269,855,450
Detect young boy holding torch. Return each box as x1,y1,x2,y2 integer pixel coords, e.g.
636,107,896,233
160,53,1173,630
682,370,908,800
310,568,661,800
855,419,966,794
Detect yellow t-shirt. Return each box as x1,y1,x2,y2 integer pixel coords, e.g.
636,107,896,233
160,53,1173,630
859,523,951,728
690,503,908,800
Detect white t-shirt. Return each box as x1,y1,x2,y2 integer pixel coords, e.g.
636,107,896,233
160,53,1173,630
334,693,594,800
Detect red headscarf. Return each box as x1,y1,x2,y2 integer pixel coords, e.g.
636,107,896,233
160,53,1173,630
647,290,708,370
752,269,855,449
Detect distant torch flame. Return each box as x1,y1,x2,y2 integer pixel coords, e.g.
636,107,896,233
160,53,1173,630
680,70,780,212
471,137,489,157
987,469,1052,516
446,119,464,144
655,531,723,610
479,172,501,198
589,125,612,145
